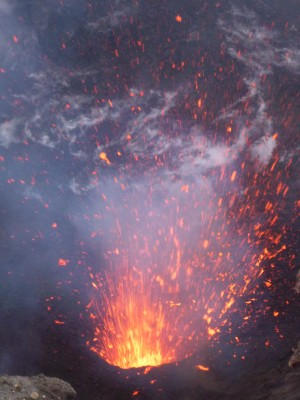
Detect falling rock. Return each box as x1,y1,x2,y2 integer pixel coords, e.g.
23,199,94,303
0,374,76,400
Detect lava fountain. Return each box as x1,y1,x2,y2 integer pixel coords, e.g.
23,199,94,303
86,149,291,369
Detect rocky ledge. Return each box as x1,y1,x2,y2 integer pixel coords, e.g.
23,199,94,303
0,374,76,400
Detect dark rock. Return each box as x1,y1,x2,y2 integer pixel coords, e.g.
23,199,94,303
0,374,76,400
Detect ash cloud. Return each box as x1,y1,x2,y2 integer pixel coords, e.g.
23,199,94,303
0,0,13,14
251,135,277,165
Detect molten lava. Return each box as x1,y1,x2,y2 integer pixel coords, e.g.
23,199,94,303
90,273,176,369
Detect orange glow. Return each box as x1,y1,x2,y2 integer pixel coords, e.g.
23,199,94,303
196,365,210,371
208,327,216,336
99,152,111,165
58,258,69,266
181,184,189,193
175,15,182,22
90,270,177,368
54,320,65,325
231,171,237,182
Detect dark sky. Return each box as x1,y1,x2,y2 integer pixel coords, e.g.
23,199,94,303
0,0,299,376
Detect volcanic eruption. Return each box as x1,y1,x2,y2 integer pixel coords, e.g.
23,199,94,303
84,127,292,370
0,1,299,399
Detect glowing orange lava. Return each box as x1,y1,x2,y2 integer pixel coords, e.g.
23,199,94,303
90,275,176,368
